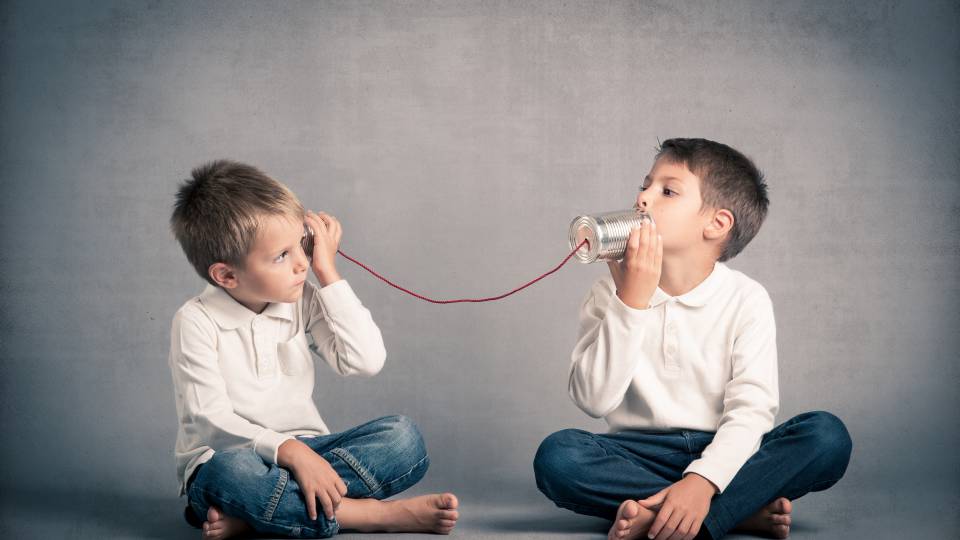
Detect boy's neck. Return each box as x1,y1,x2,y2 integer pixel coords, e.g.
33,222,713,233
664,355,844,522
659,251,718,298
223,288,269,315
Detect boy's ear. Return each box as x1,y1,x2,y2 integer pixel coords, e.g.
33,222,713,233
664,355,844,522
704,209,734,241
209,262,239,289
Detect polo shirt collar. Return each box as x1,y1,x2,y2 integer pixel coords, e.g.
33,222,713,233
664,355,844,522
648,262,729,308
199,285,295,330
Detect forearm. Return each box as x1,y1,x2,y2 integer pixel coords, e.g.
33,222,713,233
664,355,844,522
277,438,312,469
569,293,654,417
306,280,387,376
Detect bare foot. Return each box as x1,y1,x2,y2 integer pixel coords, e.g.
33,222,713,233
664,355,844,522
201,506,252,539
608,499,657,540
733,497,792,539
338,493,459,534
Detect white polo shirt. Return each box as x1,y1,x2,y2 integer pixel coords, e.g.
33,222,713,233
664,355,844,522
168,279,386,495
568,262,779,493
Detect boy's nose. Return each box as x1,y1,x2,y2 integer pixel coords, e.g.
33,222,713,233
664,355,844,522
293,248,309,272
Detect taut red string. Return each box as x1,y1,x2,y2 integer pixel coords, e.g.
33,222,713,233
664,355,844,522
336,239,589,304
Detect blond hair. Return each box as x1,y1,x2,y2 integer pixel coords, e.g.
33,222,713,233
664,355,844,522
170,160,304,286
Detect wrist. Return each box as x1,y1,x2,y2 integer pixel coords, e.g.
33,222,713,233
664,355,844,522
277,439,309,469
313,267,341,287
616,288,652,310
684,473,719,495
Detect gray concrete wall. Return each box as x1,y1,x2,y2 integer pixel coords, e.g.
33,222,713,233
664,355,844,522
1,0,957,505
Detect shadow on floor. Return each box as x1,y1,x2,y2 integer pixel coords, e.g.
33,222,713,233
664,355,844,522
471,510,609,535
1,488,194,539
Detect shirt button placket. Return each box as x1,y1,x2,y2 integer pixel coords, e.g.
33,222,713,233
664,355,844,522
664,302,680,372
253,317,274,378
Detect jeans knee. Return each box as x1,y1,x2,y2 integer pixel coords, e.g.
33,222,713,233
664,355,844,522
199,449,269,486
805,411,853,470
382,415,428,467
188,449,272,514
533,429,587,496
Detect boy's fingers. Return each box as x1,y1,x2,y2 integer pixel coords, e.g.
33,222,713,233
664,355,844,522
639,222,653,264
337,479,348,496
626,228,641,260
647,221,657,255
305,213,325,235
689,519,703,540
654,233,663,269
654,510,680,540
305,490,318,521
648,506,672,539
318,491,334,519
316,212,338,231
666,515,691,540
677,516,697,540
639,488,666,509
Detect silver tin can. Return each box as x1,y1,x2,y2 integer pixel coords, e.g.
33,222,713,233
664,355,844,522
568,209,655,263
301,225,315,258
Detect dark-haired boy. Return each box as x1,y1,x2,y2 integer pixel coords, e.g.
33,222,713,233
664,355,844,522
534,139,852,540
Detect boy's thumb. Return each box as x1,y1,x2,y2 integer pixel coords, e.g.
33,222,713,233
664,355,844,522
638,490,666,509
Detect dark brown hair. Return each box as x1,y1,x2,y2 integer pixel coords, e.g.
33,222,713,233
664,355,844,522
656,138,768,261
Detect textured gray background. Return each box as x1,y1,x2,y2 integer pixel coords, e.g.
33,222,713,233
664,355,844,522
1,1,958,538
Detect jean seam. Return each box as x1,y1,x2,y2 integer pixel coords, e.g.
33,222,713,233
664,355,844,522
263,467,289,522
788,476,843,498
192,486,295,536
188,467,338,538
368,453,429,499
330,447,380,493
703,494,735,540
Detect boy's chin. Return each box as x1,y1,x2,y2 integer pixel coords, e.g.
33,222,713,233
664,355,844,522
269,286,304,304
285,289,305,302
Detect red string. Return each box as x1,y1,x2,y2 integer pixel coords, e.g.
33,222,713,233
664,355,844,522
336,239,589,304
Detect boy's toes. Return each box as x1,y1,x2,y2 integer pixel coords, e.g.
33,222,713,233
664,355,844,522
772,513,791,525
609,500,641,540
772,497,791,514
619,500,640,520
207,506,223,523
440,493,458,509
772,523,790,539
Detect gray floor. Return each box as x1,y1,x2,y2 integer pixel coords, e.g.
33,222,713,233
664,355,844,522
2,482,957,539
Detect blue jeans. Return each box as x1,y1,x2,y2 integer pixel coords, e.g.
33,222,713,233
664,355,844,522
534,411,852,540
186,415,429,538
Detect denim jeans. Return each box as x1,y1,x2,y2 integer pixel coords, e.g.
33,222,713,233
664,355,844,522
534,411,852,540
186,415,429,538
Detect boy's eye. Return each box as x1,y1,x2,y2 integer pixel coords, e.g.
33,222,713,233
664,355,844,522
274,251,288,263
663,188,675,196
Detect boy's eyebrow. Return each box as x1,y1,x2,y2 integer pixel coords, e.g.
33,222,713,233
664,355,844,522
642,175,684,184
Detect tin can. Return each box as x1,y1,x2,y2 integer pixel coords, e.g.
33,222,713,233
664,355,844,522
301,225,315,258
568,209,655,263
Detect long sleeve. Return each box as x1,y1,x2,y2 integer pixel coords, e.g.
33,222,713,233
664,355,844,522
170,310,293,465
568,278,662,418
303,280,386,377
683,290,780,492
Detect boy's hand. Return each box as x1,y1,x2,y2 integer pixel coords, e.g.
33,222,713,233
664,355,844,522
304,210,342,287
607,220,662,309
278,439,348,521
639,473,716,540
